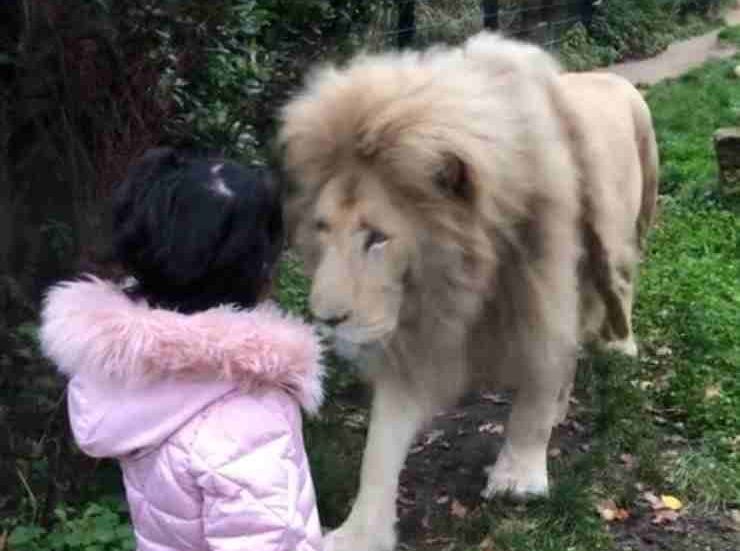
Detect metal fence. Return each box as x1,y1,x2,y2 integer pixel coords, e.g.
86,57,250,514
369,0,597,51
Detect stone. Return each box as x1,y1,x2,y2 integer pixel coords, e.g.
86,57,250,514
713,127,740,196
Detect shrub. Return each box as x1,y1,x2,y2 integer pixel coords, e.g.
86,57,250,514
6,500,134,551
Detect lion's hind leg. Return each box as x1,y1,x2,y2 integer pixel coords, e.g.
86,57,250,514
600,260,639,358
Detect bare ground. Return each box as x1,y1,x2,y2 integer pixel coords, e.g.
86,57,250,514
392,391,740,550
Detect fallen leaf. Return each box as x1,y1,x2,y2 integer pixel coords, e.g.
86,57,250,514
729,509,740,531
451,499,468,519
656,345,673,357
479,536,497,550
423,429,445,446
665,434,687,444
615,508,630,521
548,447,562,458
704,384,722,400
620,453,636,470
423,536,453,545
409,445,424,455
436,495,450,505
643,491,664,510
652,509,679,525
660,495,683,510
478,422,505,435
565,419,586,433
397,494,414,507
481,392,510,404
343,412,367,429
596,499,629,522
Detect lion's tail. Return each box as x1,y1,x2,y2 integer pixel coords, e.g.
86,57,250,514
633,94,660,251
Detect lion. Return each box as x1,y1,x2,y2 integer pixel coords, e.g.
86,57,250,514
278,32,658,551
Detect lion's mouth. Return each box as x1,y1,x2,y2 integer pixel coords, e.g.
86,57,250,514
316,321,393,347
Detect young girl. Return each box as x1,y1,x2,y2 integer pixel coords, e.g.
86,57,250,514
40,148,325,551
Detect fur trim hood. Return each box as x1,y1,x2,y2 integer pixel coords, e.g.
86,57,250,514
40,277,325,413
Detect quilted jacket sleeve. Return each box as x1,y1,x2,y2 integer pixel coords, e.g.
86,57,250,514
189,392,321,551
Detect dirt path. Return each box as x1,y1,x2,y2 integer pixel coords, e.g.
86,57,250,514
598,6,740,86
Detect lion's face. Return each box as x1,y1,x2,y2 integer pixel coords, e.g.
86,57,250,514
299,172,417,347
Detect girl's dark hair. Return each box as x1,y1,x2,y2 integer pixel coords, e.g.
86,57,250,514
112,147,284,313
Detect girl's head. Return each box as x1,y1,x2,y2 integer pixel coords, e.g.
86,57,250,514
112,147,284,313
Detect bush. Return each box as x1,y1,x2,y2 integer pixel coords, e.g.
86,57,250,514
6,500,134,551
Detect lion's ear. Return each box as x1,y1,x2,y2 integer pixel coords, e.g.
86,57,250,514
435,154,474,204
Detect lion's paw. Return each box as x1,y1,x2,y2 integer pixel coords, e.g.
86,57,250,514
323,524,396,551
481,447,549,501
603,337,638,358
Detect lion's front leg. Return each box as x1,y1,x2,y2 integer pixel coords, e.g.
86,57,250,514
481,381,560,500
324,377,432,551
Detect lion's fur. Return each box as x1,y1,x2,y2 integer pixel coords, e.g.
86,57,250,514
278,32,658,549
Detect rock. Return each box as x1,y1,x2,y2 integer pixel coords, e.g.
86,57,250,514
713,127,740,196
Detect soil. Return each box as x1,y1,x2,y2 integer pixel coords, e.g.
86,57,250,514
358,394,740,551
387,391,740,551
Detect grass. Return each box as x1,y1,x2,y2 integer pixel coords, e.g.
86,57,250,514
646,50,740,200
717,23,740,46
640,51,740,508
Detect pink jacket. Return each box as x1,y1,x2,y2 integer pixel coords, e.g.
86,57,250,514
40,277,325,551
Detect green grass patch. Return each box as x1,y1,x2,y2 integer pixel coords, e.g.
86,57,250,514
638,46,740,508
634,200,740,503
275,250,311,318
645,54,740,201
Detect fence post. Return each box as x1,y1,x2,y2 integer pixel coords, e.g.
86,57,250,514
397,0,416,49
481,0,499,31
581,0,594,29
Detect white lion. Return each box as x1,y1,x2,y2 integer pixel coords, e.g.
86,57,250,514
278,32,658,551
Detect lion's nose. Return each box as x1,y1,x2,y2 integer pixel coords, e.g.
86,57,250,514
315,313,350,327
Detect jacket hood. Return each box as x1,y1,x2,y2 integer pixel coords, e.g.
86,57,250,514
39,277,325,457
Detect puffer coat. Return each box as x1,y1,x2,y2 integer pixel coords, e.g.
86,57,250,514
40,277,325,551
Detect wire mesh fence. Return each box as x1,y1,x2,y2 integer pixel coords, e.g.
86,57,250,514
364,0,596,52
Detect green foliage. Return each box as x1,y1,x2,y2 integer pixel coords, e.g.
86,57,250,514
591,0,688,61
7,501,134,551
152,1,275,161
718,23,740,46
275,252,311,318
558,23,618,71
559,0,721,71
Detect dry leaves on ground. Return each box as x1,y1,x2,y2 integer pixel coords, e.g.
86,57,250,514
642,491,684,525
451,499,468,519
596,499,631,522
478,422,505,435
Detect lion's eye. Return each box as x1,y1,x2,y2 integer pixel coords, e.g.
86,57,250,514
314,219,329,232
365,228,388,251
